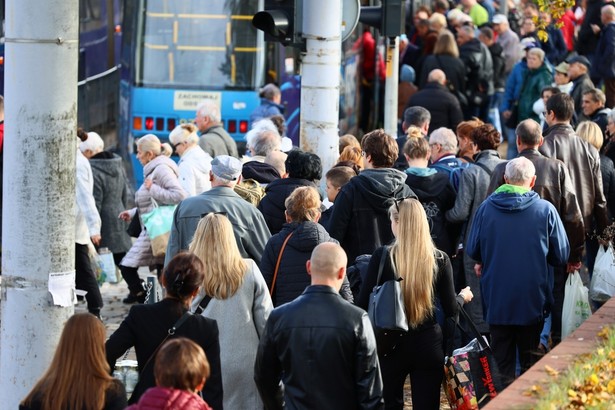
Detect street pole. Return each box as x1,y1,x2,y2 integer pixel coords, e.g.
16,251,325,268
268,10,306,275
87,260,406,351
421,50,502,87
383,36,399,138
0,0,78,406
300,0,342,178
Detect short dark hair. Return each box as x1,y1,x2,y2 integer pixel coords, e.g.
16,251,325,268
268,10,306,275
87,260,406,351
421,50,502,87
333,160,361,175
163,252,205,300
403,106,431,128
325,166,356,188
155,338,210,391
541,86,560,98
516,119,542,146
471,124,500,151
285,150,322,181
546,93,574,122
361,129,399,168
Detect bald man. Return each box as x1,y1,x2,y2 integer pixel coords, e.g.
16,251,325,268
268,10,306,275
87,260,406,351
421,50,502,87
406,69,463,134
255,243,384,409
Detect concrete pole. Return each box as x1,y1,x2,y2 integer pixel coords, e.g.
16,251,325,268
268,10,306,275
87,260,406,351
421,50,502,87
383,36,399,138
300,0,342,179
0,0,78,407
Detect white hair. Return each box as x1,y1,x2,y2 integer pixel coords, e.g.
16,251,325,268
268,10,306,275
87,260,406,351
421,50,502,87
79,131,104,154
169,124,199,146
505,157,536,184
245,118,280,149
429,127,458,152
196,100,221,123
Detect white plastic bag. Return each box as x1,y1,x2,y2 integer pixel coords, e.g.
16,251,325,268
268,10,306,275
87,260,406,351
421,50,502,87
590,245,615,302
98,248,119,283
562,271,591,339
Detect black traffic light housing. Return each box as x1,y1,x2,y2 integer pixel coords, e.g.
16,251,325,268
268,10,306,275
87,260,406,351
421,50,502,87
359,0,405,38
252,0,303,47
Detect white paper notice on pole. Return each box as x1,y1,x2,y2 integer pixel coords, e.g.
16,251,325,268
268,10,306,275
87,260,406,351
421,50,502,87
48,271,76,307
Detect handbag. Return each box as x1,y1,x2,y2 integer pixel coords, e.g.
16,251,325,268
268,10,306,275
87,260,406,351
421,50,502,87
141,199,177,257
367,246,408,355
590,244,615,302
126,209,142,238
269,232,294,299
443,308,503,409
562,270,591,339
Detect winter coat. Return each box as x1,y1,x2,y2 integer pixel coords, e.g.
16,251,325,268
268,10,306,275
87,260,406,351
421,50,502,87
459,38,494,102
593,22,615,80
257,178,317,235
578,0,606,56
199,125,238,158
406,82,464,134
570,73,596,122
127,387,212,410
249,98,284,124
328,168,416,264
90,151,132,254
500,59,528,113
600,154,615,219
121,155,186,268
487,149,585,263
254,286,383,410
260,221,353,306
489,42,507,90
518,63,553,123
419,54,467,97
541,25,568,65
178,146,212,197
106,299,223,408
540,123,609,235
467,187,570,325
404,168,459,256
192,260,272,410
75,148,101,245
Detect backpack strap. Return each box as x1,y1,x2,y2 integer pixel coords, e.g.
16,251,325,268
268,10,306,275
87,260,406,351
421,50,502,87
473,161,494,177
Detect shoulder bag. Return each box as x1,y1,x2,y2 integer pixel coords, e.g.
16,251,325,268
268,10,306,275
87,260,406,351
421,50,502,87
367,246,408,355
269,232,294,299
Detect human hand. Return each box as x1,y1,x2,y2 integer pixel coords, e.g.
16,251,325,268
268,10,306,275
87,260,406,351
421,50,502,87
474,263,482,277
144,178,153,189
566,261,582,273
502,110,511,120
591,24,601,34
91,235,101,246
459,286,474,303
119,210,132,222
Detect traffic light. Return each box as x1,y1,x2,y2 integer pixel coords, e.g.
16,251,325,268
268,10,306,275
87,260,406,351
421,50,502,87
359,0,405,37
252,0,302,47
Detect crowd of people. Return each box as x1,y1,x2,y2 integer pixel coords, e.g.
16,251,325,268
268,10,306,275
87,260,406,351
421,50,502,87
16,0,615,409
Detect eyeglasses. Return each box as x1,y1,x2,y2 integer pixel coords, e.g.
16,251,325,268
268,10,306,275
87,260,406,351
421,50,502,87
172,141,185,149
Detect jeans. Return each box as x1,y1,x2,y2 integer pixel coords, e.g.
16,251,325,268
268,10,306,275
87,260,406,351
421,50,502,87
505,126,518,159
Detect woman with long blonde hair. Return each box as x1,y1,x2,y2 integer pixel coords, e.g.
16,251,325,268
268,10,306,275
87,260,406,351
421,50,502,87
20,313,126,410
357,198,472,409
189,213,273,409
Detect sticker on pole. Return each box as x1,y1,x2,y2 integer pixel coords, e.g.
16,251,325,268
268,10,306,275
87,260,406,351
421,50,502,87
48,271,76,307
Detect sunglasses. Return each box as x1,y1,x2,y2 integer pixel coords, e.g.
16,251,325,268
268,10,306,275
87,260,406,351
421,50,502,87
394,197,414,212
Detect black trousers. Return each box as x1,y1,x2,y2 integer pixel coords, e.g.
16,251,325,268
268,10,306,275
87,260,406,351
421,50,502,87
550,266,567,346
490,321,543,388
75,243,103,313
120,265,144,295
380,323,444,410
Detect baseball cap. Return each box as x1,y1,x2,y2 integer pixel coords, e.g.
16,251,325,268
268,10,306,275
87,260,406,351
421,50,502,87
554,62,569,74
211,155,242,180
492,14,508,24
567,55,592,69
521,37,540,50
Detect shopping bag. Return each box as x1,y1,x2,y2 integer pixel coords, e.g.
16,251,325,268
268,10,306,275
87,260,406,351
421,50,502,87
590,245,615,302
443,309,502,409
98,248,119,283
141,200,176,257
562,271,591,339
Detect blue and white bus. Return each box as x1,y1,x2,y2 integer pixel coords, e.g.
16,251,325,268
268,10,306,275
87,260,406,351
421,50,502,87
118,0,264,186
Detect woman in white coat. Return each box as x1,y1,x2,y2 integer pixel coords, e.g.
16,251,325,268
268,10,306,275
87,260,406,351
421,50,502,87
189,213,273,410
118,134,187,304
169,123,212,196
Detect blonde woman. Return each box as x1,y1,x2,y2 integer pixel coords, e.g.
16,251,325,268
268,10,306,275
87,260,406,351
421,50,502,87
189,213,273,410
357,198,472,409
20,313,126,410
168,123,212,196
118,134,187,303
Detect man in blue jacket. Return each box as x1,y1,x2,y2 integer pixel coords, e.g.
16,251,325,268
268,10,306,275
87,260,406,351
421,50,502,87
466,157,570,387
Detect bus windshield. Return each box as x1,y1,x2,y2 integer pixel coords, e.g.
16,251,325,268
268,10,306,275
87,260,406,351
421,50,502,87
138,0,262,90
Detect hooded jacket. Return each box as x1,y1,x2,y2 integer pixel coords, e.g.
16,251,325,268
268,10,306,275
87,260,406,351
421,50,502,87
89,151,133,254
257,178,317,235
177,146,212,196
127,387,212,410
328,168,416,264
259,221,353,306
518,62,553,123
466,187,570,325
459,38,494,100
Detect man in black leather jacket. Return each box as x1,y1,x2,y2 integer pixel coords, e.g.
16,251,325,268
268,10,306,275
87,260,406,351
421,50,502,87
254,243,384,410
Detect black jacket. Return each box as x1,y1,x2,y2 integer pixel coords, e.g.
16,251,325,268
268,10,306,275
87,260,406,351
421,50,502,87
405,171,459,256
254,285,384,410
406,82,464,134
328,168,416,264
258,178,317,235
487,148,585,262
570,73,595,122
489,42,507,90
419,54,466,96
459,38,494,101
259,221,353,306
600,154,615,219
105,299,223,408
578,0,607,56
593,22,615,80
